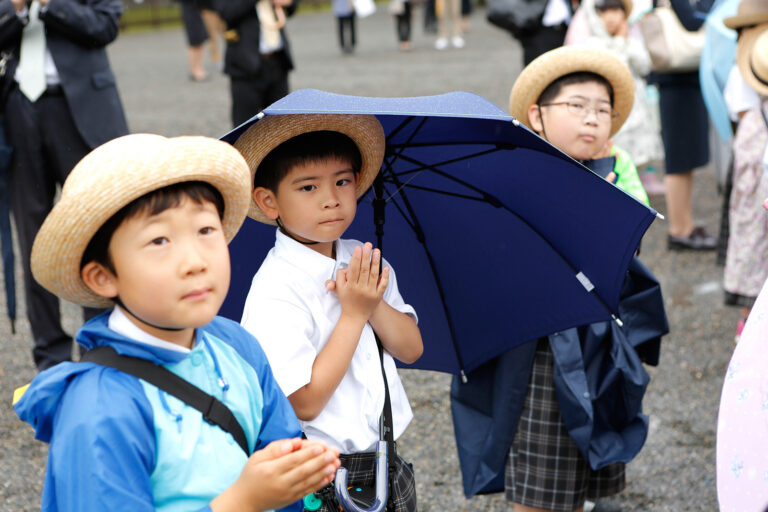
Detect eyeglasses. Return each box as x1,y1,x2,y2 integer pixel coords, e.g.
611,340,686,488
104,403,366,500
539,101,618,123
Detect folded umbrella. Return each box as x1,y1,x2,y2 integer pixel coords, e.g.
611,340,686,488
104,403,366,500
0,121,15,333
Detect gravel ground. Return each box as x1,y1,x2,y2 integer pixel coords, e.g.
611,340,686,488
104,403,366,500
0,8,732,511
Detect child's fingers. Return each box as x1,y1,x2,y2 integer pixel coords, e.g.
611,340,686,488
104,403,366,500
283,449,341,495
369,249,381,285
249,438,302,464
347,245,362,284
377,266,390,295
358,243,372,285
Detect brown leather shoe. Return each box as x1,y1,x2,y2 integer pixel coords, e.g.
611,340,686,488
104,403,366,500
667,226,717,251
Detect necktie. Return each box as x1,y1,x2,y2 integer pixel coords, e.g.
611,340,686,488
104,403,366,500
18,1,47,102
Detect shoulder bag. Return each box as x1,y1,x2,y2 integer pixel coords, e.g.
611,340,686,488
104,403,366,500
638,4,706,72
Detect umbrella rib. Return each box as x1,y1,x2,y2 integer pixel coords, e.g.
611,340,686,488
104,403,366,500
385,170,469,377
386,183,488,203
389,153,621,323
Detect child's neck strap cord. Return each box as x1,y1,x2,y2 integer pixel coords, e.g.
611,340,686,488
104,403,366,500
113,297,185,332
277,217,319,245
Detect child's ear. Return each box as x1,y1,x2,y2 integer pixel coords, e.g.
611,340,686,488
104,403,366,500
528,104,544,135
81,261,119,299
252,187,280,221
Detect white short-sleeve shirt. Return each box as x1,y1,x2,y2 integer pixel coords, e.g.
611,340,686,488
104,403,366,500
241,230,417,454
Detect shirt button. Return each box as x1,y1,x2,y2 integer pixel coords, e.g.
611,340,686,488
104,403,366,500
190,353,203,366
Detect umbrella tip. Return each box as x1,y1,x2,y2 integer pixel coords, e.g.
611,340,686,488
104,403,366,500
656,212,665,221
612,314,624,327
460,370,468,384
10,319,15,335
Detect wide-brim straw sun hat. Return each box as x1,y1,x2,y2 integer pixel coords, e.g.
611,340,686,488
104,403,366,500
724,0,768,30
736,24,768,97
509,46,635,138
31,134,252,309
232,114,386,224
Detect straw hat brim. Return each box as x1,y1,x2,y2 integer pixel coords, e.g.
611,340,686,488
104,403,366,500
509,46,635,138
30,134,252,309
736,24,768,97
232,114,386,224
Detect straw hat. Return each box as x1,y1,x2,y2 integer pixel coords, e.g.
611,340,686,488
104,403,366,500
30,134,252,308
509,46,635,137
724,0,768,30
736,24,768,96
232,114,386,224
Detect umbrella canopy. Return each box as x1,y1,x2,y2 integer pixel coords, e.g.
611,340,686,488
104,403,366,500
219,89,659,377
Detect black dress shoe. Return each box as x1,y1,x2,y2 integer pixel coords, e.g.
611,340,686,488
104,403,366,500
667,226,717,251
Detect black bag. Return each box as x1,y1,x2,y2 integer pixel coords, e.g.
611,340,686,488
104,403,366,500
486,0,548,39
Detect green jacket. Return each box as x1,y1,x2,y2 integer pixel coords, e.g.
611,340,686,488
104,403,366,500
612,145,650,206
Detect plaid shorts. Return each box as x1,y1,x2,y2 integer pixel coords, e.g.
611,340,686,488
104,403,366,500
312,450,417,512
505,339,625,511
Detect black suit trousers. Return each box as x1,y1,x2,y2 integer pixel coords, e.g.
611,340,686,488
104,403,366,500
229,52,289,127
3,87,99,370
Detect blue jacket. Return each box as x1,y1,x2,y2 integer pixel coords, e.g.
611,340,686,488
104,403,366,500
450,257,668,497
14,313,303,512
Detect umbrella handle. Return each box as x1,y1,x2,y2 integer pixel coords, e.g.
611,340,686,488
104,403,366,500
333,441,388,512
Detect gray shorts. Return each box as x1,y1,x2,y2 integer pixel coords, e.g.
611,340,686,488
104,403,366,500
505,339,625,511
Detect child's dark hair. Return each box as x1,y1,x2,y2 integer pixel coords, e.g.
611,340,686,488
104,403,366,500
595,0,626,11
537,71,615,107
81,181,225,274
254,130,362,193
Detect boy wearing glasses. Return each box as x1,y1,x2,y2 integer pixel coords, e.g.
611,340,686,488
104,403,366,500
494,46,652,512
511,46,649,206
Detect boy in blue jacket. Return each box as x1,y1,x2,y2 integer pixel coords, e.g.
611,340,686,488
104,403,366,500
12,134,340,511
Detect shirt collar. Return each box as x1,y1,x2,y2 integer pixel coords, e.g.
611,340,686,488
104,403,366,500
273,229,348,284
108,305,192,354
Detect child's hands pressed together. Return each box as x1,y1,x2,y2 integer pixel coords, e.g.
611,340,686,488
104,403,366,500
211,438,341,512
326,242,390,324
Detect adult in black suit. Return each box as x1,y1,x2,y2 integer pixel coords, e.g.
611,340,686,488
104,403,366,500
214,0,298,127
0,0,129,370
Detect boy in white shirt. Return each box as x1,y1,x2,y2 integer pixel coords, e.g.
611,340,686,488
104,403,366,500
235,114,423,511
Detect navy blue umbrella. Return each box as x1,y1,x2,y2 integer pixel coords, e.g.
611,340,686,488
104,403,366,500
219,89,659,379
0,120,15,333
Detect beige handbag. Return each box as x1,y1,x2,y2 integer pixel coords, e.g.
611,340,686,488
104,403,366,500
638,5,706,72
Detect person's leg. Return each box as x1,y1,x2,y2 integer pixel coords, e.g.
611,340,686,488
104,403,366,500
230,76,267,127
337,15,346,50
350,13,356,48
436,0,449,47
448,0,463,41
4,89,73,370
665,171,695,237
262,55,290,108
180,2,209,80
397,3,413,50
200,8,223,65
38,93,106,353
520,24,566,66
187,44,207,81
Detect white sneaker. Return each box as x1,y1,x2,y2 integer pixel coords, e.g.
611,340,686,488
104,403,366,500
435,37,448,50
451,36,465,48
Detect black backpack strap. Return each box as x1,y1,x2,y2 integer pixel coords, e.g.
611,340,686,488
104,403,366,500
81,346,250,456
